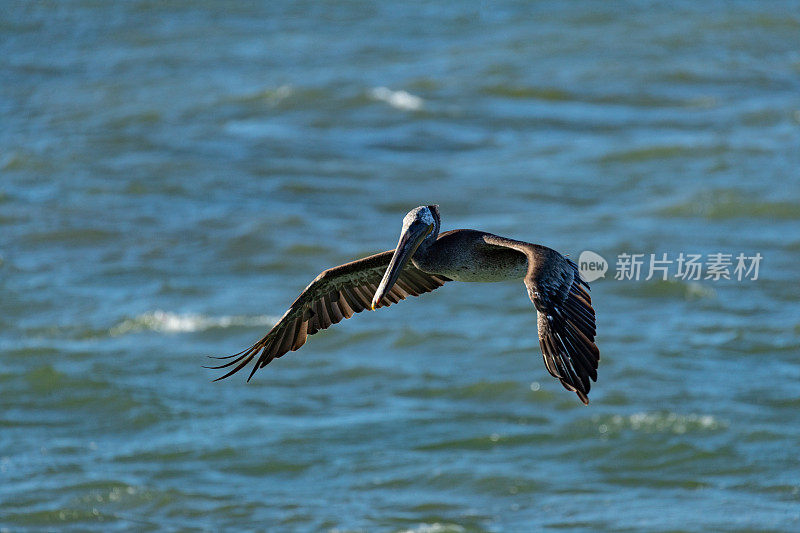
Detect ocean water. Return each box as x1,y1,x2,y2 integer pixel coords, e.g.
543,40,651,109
2,1,800,531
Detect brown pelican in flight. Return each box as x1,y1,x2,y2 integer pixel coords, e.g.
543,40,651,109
209,206,599,404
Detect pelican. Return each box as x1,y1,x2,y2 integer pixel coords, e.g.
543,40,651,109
209,205,599,404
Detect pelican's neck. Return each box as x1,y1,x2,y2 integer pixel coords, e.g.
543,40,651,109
414,222,439,258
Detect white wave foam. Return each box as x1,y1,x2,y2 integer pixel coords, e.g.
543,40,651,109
370,86,424,111
109,310,278,336
397,524,465,533
597,412,722,435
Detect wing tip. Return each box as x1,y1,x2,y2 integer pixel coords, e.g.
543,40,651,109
577,390,590,405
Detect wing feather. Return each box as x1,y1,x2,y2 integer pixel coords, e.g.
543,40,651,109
337,293,355,318
208,250,451,381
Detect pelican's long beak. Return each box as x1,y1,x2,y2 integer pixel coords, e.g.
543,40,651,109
371,223,432,310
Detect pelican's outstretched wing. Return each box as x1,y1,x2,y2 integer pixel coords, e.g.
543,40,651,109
527,253,599,404
208,251,451,381
483,235,599,404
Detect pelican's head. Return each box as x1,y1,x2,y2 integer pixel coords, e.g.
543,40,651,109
371,205,440,310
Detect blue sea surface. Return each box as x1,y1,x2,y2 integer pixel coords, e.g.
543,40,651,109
2,1,800,531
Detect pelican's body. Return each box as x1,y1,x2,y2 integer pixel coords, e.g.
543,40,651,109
413,230,529,281
210,206,600,404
